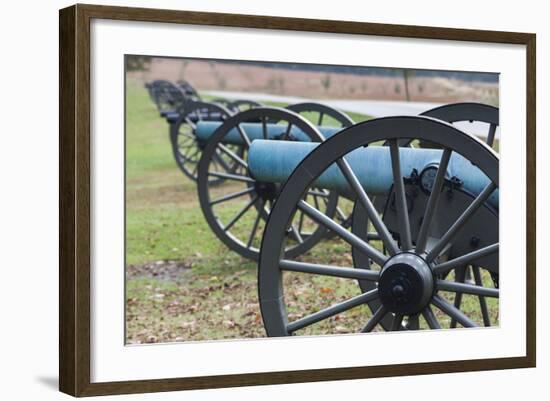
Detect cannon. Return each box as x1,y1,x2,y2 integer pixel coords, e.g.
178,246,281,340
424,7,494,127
343,102,499,329
157,89,264,182
196,105,355,260
145,80,286,184
176,79,201,101
145,79,208,121
146,80,191,114
142,89,256,182
253,115,499,335
350,102,500,329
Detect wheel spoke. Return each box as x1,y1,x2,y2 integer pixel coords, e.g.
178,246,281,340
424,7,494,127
179,131,195,140
317,112,324,126
223,195,259,232
178,142,194,152
212,151,232,173
450,266,466,328
389,140,412,250
177,135,194,147
337,157,399,255
307,189,330,198
415,148,452,254
297,209,306,235
288,225,304,244
217,143,248,169
261,116,268,139
472,266,491,326
236,124,252,147
297,200,388,266
178,146,195,158
180,145,196,156
286,289,378,333
335,206,348,222
187,147,201,161
210,187,256,206
280,259,380,281
426,182,497,263
247,199,264,248
184,117,197,129
283,122,292,140
190,162,199,176
487,123,497,147
208,171,255,183
422,306,441,329
436,279,499,298
177,131,193,142
178,140,195,154
318,193,348,226
432,243,499,275
210,155,221,172
361,305,387,333
432,295,478,328
312,192,321,211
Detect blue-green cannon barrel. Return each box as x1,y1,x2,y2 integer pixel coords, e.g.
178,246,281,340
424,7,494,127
195,121,342,145
248,140,499,209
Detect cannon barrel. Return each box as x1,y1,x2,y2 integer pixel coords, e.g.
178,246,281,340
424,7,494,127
195,121,342,145
248,140,499,209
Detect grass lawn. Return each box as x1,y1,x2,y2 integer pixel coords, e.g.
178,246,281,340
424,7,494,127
125,82,498,344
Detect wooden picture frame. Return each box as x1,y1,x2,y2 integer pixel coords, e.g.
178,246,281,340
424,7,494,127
59,3,536,396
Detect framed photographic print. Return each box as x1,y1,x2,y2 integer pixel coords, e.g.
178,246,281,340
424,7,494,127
59,3,536,397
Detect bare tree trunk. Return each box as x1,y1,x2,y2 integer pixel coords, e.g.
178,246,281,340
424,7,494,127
403,70,411,102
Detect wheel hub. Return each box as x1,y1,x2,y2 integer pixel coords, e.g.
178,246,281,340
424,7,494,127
378,253,434,315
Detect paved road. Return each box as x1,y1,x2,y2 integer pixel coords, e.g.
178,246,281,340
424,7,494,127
204,90,499,140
